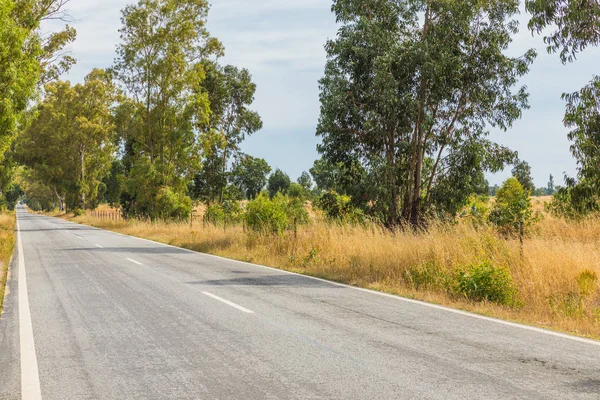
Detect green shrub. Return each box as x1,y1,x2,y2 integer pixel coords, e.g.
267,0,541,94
489,177,536,237
317,190,364,223
245,193,310,234
205,203,225,225
461,194,490,226
155,187,192,221
454,260,518,306
245,193,289,234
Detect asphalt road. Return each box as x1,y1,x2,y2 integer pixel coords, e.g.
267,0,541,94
1,205,599,399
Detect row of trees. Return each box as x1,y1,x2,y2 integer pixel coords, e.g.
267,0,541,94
7,0,276,218
0,0,76,210
3,0,600,227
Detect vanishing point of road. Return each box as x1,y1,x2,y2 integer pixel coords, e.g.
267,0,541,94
1,205,599,399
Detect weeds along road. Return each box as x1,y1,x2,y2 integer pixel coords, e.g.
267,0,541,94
1,205,599,399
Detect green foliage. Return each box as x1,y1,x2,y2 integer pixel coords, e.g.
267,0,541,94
16,69,116,211
461,194,490,226
511,160,535,193
155,187,193,221
245,193,309,234
245,193,289,234
318,0,534,227
317,190,365,223
205,203,225,225
195,62,263,203
297,171,313,191
489,178,536,236
230,154,271,200
0,0,76,169
526,0,600,63
114,0,222,218
267,169,291,198
454,261,518,306
546,182,600,219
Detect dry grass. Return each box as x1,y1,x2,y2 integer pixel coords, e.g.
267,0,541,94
61,200,600,340
0,211,16,313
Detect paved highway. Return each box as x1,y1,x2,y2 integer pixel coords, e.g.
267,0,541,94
1,205,599,399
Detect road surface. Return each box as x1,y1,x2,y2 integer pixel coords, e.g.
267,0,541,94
1,205,599,399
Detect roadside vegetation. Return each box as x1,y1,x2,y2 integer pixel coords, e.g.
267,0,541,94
50,188,599,340
0,211,15,313
2,0,600,338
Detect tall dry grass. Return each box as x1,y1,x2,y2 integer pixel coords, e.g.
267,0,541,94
68,204,600,340
0,211,16,313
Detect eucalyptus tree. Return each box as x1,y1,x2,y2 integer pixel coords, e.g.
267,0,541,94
16,69,116,211
113,0,222,219
230,154,271,200
511,160,535,193
526,0,600,214
317,0,533,227
526,0,600,64
196,62,263,203
0,0,75,198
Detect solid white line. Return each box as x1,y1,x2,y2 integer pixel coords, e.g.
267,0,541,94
40,213,600,347
94,244,103,248
17,213,43,400
125,258,143,266
202,292,255,314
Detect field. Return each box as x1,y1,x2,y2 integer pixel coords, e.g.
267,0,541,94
0,211,16,313
58,199,600,340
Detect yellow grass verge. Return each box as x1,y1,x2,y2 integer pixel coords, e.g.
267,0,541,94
62,204,600,341
0,211,16,313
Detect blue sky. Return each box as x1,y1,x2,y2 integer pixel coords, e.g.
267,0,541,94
42,0,600,187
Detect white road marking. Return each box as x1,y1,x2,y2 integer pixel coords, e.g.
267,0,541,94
17,214,43,400
125,258,143,266
202,292,255,314
94,244,103,248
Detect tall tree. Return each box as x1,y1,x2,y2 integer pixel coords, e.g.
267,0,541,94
511,160,535,193
267,169,291,198
0,0,75,199
16,69,116,210
318,0,532,227
547,174,555,195
196,62,262,202
113,0,222,219
230,154,271,200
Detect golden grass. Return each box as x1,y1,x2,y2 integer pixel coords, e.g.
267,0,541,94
0,211,16,313
62,203,600,341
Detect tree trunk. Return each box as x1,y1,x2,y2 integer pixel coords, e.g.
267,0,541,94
80,147,86,210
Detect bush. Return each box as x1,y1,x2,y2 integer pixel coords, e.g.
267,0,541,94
454,260,518,306
245,193,309,234
489,178,536,237
155,187,192,221
245,193,290,234
460,194,490,226
205,203,225,225
317,190,364,223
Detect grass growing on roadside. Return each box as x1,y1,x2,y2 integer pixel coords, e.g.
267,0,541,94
0,211,16,314
61,203,600,341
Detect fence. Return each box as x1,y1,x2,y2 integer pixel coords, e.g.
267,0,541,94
88,210,123,221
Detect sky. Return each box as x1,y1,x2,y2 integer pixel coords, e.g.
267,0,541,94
42,0,600,187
